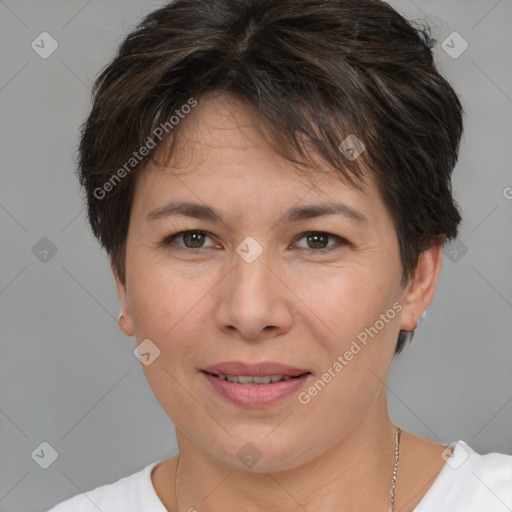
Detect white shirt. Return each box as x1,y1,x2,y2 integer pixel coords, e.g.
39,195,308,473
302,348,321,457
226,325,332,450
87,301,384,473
47,440,512,511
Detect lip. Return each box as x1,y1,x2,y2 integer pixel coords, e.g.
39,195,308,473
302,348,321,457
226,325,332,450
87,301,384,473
200,361,312,407
201,361,310,377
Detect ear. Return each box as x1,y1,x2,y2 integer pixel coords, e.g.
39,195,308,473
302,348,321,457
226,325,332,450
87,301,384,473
399,240,444,332
111,259,135,337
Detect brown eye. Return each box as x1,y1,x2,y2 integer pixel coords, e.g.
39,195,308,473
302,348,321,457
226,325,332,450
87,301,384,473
295,232,346,251
181,231,207,248
162,230,216,250
306,232,329,249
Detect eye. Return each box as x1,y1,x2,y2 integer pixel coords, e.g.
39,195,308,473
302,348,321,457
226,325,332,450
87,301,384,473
293,231,347,251
160,230,348,253
161,230,217,250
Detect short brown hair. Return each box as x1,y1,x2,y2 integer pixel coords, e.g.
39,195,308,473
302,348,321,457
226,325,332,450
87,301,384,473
78,0,464,354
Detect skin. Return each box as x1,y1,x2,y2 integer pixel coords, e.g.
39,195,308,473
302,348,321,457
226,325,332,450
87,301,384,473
114,93,450,512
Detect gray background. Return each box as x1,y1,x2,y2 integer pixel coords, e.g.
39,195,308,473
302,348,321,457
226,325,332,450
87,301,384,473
1,0,511,511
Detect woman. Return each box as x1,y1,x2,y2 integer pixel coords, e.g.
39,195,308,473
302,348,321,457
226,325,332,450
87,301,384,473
48,0,512,510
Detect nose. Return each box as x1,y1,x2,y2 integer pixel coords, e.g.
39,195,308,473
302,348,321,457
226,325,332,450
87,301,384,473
214,246,294,342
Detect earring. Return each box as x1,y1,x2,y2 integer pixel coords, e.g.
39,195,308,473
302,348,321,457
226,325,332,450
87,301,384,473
417,310,427,328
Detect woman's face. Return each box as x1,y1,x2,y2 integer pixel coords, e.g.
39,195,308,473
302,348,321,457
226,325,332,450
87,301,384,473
115,93,424,471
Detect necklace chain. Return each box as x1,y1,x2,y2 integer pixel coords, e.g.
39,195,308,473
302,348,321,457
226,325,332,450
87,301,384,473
175,426,401,512
389,426,401,512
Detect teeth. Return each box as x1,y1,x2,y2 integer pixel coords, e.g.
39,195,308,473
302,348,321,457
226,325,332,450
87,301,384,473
215,374,295,384
239,375,258,384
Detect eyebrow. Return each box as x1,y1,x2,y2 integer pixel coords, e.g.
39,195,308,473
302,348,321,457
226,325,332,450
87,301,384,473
146,200,368,225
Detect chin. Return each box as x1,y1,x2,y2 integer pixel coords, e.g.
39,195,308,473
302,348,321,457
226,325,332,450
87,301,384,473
204,430,312,473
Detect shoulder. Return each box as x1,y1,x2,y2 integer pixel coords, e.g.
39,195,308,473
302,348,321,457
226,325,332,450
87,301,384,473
46,459,166,512
415,440,512,512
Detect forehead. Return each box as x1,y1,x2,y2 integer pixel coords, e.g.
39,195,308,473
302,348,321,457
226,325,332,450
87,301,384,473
131,93,387,226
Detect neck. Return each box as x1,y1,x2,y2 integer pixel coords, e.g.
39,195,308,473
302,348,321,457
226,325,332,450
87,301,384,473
174,398,398,512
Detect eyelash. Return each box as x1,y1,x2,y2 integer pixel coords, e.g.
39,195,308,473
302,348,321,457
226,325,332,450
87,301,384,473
160,230,348,253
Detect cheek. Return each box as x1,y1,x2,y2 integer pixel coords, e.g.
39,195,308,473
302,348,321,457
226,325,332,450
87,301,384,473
128,256,203,333
128,262,219,375
128,267,212,421
295,263,398,345
292,265,400,402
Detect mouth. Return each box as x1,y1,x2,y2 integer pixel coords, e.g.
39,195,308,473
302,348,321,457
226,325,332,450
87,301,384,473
200,366,312,407
202,371,309,384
